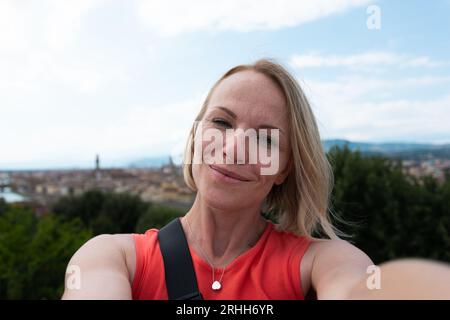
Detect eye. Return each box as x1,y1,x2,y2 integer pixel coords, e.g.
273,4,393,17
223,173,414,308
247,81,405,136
258,136,272,146
212,118,232,128
258,134,272,145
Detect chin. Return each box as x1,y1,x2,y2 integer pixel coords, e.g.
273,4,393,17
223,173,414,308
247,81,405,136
200,185,248,210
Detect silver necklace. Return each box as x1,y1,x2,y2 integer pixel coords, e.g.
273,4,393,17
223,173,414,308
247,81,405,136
185,216,257,291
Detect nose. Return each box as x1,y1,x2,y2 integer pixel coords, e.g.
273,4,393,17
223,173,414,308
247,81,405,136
223,129,253,165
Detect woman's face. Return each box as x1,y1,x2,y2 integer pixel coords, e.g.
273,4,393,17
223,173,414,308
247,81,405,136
192,70,292,210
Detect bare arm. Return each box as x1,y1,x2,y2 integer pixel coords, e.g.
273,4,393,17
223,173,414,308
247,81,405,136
310,239,374,299
311,239,450,299
62,234,136,300
347,258,450,299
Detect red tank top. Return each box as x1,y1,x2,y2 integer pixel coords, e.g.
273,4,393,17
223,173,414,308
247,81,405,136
132,220,311,300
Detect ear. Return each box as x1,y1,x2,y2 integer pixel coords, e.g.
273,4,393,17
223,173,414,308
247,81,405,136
274,157,293,185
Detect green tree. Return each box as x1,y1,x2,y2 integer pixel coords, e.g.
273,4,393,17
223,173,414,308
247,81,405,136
0,204,36,298
53,189,151,235
0,204,91,299
327,146,450,263
135,204,184,233
0,198,7,215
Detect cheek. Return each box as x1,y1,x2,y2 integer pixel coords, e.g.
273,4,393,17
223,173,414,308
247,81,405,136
191,164,202,187
255,172,278,196
193,132,223,164
256,149,289,179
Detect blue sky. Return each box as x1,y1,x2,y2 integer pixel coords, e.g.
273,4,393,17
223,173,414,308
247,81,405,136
1,0,449,169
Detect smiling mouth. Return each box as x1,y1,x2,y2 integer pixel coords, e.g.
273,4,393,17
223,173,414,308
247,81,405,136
209,165,250,182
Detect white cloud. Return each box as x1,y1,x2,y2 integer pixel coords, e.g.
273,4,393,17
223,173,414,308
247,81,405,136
332,96,450,142
0,0,106,54
301,75,450,142
44,0,107,51
136,0,371,37
0,0,120,95
0,93,206,169
290,51,445,69
302,75,450,102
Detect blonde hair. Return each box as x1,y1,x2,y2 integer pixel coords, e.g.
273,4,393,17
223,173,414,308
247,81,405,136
182,58,342,240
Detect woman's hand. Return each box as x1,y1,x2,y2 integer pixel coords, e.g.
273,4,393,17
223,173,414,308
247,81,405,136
347,258,450,300
310,239,450,299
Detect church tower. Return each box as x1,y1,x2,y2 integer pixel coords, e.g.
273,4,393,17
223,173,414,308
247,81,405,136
95,154,101,181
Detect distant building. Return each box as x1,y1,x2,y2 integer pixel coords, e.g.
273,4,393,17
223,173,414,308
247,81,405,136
0,172,10,192
96,154,100,170
95,154,102,181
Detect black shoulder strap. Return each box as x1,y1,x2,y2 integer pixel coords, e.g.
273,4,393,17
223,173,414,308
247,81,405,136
157,217,203,300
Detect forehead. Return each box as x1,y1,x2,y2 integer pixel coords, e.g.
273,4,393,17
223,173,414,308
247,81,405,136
207,70,287,121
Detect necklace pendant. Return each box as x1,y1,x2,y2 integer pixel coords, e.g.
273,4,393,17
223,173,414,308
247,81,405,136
212,280,222,291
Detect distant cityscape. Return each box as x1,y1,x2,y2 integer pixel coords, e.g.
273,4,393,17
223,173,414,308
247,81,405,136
0,156,194,214
1,140,450,213
323,139,450,184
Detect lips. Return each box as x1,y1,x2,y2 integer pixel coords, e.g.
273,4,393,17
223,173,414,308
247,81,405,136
209,165,251,182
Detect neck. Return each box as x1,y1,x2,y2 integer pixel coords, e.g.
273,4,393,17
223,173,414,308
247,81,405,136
181,193,268,269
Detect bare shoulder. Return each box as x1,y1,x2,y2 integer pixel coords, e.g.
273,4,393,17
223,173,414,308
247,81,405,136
300,238,373,299
69,234,136,279
308,238,372,263
62,233,137,299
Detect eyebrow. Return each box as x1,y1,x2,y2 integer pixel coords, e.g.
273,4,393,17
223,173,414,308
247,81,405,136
212,106,285,136
215,106,237,119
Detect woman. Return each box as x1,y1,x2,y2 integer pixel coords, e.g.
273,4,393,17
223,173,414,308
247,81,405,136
62,59,450,300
